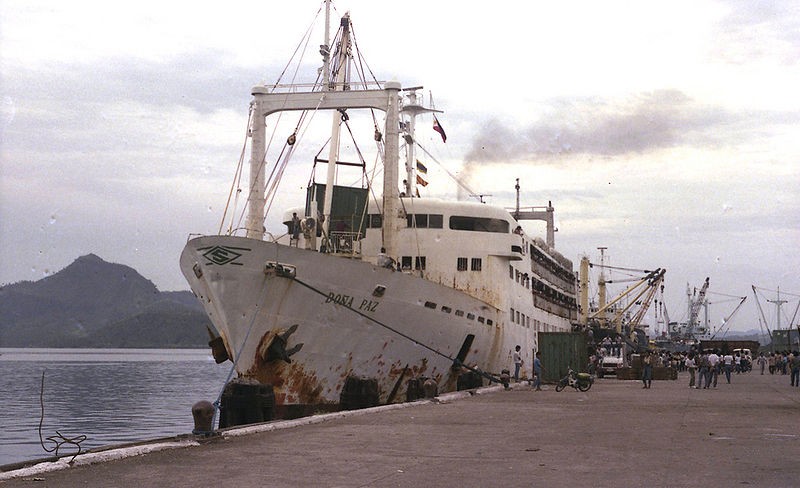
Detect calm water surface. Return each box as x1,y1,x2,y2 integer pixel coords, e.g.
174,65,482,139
0,348,231,467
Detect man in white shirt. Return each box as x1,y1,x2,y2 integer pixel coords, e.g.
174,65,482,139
708,350,721,388
722,352,734,383
512,345,523,382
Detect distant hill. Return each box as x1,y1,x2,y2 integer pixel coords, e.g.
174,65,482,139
0,254,212,348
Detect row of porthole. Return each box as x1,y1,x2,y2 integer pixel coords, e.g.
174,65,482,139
423,300,494,326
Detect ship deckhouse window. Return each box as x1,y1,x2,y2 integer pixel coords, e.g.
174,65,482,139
477,316,485,323
467,313,475,320
449,216,509,233
457,257,468,271
471,258,482,271
441,306,452,313
455,310,465,317
401,256,412,270
487,319,493,326
368,214,383,228
415,256,426,270
405,213,443,229
407,214,428,228
424,301,437,309
509,265,514,279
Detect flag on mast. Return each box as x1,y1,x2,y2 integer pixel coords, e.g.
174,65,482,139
416,174,428,187
416,160,428,174
433,115,447,143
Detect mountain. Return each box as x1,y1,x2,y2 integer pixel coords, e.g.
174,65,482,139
0,254,212,348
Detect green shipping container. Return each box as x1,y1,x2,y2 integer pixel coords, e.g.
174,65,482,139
537,332,588,383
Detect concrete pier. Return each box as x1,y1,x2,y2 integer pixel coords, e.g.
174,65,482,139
2,371,798,487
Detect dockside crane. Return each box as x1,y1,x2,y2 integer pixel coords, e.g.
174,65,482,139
687,277,710,338
578,256,666,351
708,294,747,340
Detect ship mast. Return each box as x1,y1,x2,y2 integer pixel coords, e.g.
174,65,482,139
400,88,441,198
320,11,351,244
245,4,401,252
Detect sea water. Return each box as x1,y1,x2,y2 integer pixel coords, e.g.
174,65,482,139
0,348,231,467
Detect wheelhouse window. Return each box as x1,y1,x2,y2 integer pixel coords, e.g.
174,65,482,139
415,256,426,270
401,256,412,270
405,213,443,229
449,216,509,233
457,257,468,271
471,258,482,271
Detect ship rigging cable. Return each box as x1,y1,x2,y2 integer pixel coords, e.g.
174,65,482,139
291,276,501,384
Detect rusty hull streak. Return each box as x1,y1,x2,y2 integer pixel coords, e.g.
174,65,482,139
247,329,328,406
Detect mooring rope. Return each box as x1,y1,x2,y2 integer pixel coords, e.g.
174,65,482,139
38,370,87,463
290,276,501,384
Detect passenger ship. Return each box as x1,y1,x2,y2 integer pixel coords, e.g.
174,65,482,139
180,1,577,417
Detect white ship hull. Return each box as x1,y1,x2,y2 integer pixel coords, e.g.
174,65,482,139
181,235,570,416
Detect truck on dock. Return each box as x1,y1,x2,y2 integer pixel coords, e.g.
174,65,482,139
698,340,760,355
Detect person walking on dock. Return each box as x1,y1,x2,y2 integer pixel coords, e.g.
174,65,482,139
686,353,697,388
533,352,543,391
698,352,710,389
641,351,653,389
790,352,800,387
723,352,734,384
708,350,720,388
757,353,767,375
513,345,523,383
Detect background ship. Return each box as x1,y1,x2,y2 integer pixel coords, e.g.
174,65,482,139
180,1,576,419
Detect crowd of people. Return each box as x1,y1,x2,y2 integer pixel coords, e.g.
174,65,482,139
646,349,800,389
585,340,800,390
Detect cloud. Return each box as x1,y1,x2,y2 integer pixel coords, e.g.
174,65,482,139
462,90,798,164
713,0,800,64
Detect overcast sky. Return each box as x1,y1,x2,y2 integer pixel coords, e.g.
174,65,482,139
2,0,798,336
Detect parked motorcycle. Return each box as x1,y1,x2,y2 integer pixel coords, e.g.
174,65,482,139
555,367,594,392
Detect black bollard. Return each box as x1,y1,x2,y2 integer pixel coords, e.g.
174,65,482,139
192,400,215,434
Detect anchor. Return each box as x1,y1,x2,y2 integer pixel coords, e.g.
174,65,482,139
264,324,304,363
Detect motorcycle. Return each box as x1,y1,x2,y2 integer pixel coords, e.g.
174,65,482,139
555,367,594,392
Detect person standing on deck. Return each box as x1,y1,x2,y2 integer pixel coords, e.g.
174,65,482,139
290,212,301,245
513,345,523,383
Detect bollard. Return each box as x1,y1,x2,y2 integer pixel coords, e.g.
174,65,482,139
500,369,511,389
192,400,215,435
422,378,438,398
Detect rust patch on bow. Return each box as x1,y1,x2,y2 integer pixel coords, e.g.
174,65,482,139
246,327,325,406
